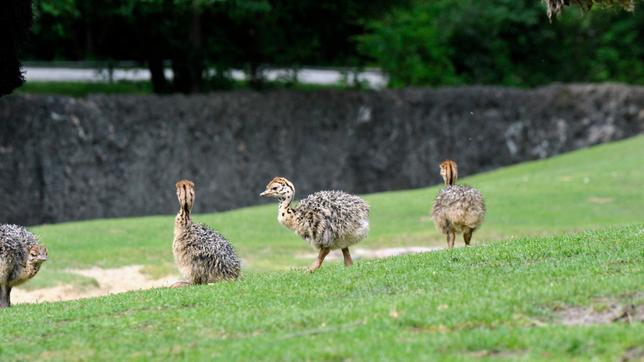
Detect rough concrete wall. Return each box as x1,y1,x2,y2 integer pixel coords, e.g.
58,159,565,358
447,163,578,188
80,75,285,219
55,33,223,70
0,84,642,225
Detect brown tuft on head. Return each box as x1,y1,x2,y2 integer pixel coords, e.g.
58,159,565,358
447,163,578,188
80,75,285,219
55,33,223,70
439,160,458,186
176,179,196,210
266,176,294,190
260,176,295,198
176,179,195,189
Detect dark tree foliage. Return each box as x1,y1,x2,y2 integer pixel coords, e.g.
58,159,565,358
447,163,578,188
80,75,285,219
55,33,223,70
27,0,400,93
358,0,643,87
23,0,642,92
0,0,33,97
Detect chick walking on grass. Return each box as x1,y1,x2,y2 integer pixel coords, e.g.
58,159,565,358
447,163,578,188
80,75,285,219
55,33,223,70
260,177,369,272
431,160,486,249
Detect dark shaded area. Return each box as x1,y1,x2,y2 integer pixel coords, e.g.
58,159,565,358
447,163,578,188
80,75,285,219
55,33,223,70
27,0,643,92
0,0,32,97
0,84,642,225
28,0,397,93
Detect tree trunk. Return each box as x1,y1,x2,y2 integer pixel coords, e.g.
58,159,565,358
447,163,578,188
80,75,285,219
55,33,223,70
0,0,32,97
248,62,264,90
172,0,203,93
188,0,203,93
148,55,168,93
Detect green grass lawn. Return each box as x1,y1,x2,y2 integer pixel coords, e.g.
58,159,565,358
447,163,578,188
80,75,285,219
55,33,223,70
1,225,642,360
1,136,643,360
25,135,644,289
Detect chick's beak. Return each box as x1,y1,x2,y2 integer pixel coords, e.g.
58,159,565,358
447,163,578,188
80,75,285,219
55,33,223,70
260,190,270,197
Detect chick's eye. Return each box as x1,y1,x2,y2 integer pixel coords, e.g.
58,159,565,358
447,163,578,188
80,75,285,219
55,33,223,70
272,186,278,190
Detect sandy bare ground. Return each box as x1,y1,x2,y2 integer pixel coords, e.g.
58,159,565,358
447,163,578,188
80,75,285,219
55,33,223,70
12,265,177,305
12,246,439,305
554,296,644,325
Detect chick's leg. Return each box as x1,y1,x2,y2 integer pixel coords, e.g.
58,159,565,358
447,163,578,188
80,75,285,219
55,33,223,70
308,247,331,273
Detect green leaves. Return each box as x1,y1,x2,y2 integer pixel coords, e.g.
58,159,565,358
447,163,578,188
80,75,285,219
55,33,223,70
357,1,458,87
357,0,644,87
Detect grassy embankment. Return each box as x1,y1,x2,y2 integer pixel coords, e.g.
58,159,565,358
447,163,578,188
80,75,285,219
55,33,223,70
1,137,642,360
23,135,644,288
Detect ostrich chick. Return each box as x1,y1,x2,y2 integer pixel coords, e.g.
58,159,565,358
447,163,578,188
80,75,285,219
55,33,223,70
0,224,48,308
431,160,486,248
260,177,369,272
172,180,240,287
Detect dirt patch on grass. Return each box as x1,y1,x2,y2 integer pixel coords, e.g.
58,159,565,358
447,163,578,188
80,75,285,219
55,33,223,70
587,196,613,204
554,298,644,325
621,347,644,362
297,246,441,260
466,349,525,359
14,247,442,305
12,265,177,305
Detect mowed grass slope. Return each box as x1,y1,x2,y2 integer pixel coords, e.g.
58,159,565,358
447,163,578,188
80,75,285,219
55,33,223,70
1,225,642,360
0,137,642,360
25,135,644,287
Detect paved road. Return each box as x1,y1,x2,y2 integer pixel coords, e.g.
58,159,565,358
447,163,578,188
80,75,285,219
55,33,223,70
24,67,388,89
